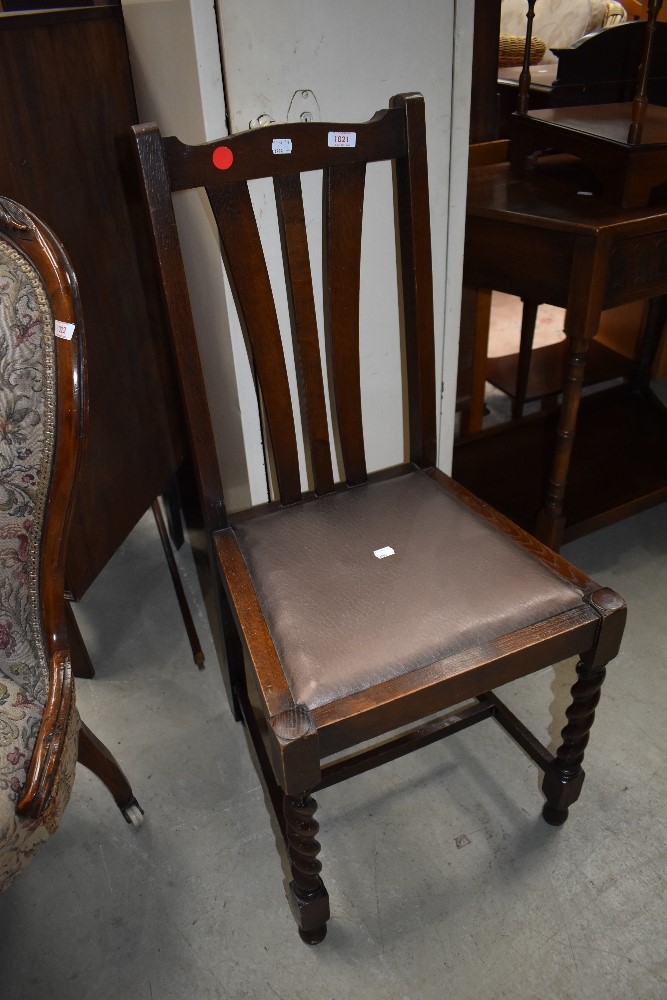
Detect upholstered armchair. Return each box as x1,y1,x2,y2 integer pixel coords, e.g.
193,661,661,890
0,197,142,894
500,0,627,66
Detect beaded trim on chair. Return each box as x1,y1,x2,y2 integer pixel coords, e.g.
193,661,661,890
0,238,57,706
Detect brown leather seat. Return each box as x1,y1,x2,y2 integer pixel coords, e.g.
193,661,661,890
235,470,583,710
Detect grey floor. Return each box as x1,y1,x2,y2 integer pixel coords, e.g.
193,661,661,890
1,497,666,999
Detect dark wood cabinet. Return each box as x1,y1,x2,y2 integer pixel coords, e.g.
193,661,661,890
0,6,186,599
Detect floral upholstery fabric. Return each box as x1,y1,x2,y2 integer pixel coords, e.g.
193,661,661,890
0,668,78,892
501,0,627,61
0,237,78,892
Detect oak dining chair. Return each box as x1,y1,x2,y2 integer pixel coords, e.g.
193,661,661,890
133,94,626,943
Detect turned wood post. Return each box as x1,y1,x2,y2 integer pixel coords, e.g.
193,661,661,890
536,237,609,550
628,0,663,144
517,0,538,116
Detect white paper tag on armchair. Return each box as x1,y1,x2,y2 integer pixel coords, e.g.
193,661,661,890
54,319,75,340
374,546,395,559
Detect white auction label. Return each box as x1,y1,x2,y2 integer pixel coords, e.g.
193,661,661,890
374,546,395,559
54,320,75,341
272,138,293,154
328,131,357,148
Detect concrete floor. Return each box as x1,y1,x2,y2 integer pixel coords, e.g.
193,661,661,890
1,497,666,999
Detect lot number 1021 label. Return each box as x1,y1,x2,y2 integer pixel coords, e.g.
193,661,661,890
328,131,357,148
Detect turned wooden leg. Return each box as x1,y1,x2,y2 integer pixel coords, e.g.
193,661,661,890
542,657,607,826
536,238,607,551
78,721,144,825
628,0,662,144
516,0,537,116
535,343,587,551
284,792,330,944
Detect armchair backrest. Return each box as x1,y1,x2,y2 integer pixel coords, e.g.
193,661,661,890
0,197,84,709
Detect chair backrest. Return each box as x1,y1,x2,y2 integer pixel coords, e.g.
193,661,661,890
133,93,436,527
0,197,84,801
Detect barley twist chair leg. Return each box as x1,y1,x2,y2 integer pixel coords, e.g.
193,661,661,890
283,792,330,944
542,658,607,826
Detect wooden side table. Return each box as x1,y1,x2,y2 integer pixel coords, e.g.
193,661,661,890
453,156,667,550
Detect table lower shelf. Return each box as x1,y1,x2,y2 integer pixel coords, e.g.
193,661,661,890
486,340,633,403
453,383,667,541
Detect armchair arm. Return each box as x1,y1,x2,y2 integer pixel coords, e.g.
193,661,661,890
16,650,76,820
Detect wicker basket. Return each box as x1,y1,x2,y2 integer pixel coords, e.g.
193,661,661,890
498,34,547,68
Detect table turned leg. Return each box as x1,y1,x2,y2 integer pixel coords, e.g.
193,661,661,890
535,344,587,549
535,238,608,550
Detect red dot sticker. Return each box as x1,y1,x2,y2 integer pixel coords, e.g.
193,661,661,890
212,146,234,170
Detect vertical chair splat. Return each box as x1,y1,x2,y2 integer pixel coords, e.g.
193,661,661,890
274,172,335,496
324,161,368,486
207,182,302,506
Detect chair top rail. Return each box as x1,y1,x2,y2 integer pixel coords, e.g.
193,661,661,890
161,106,408,191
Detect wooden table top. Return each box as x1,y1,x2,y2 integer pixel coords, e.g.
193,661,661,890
467,156,667,235
524,103,667,148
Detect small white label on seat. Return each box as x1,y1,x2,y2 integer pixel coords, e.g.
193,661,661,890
328,131,356,148
272,138,292,154
374,546,395,559
54,320,75,340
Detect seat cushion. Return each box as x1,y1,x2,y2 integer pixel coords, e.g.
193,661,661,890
0,666,78,893
232,471,584,710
